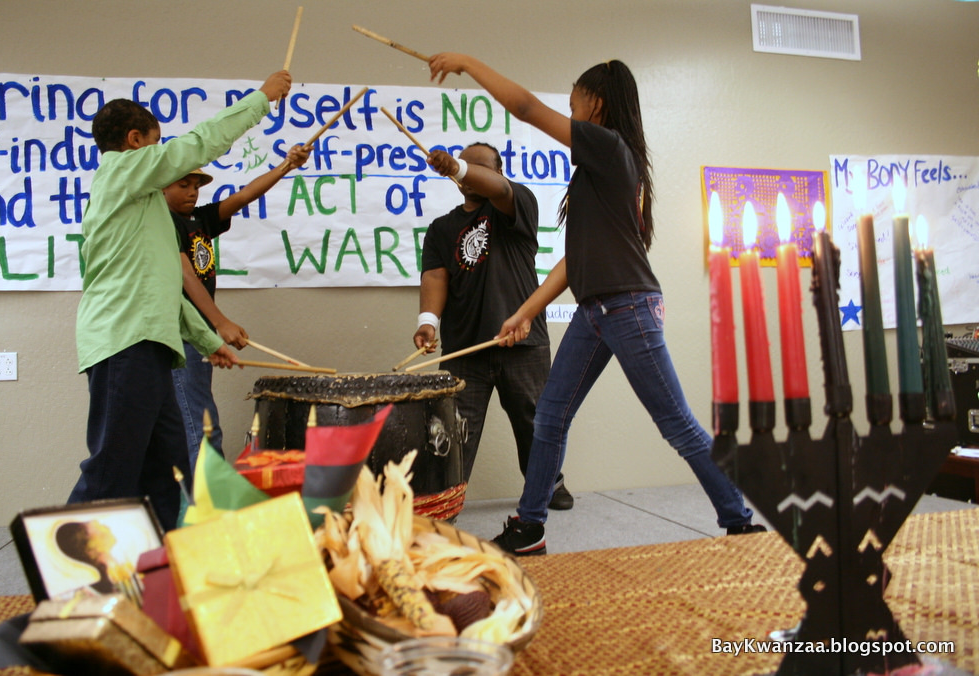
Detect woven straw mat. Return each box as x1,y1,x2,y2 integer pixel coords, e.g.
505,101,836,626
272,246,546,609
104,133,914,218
2,509,977,676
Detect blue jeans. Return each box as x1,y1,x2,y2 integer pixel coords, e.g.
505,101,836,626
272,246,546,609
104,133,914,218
172,341,223,472
517,291,753,528
445,345,563,486
69,341,190,531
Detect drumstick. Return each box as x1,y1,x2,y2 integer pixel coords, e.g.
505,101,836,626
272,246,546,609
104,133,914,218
380,107,460,186
283,6,304,70
392,340,438,372
278,6,304,110
404,337,503,373
274,86,369,173
305,86,369,147
380,107,429,154
352,25,429,62
234,359,338,375
245,338,310,366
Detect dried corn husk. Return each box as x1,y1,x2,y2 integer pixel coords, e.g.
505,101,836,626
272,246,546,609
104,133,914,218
461,598,525,644
346,452,446,631
315,451,533,644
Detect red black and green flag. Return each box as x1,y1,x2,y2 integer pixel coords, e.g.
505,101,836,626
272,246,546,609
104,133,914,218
303,404,392,526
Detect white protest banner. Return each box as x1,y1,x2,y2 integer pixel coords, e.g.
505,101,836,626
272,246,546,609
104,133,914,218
828,155,979,330
0,74,569,290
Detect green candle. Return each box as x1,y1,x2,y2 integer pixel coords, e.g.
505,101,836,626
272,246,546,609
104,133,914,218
914,216,954,419
856,213,890,397
892,205,923,395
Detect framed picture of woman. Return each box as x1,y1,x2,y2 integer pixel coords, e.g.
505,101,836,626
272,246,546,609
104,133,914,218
9,497,163,602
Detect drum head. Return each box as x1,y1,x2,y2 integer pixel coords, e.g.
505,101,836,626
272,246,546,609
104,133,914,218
248,371,464,408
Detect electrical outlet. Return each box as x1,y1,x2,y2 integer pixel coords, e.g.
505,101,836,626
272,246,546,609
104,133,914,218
0,352,18,381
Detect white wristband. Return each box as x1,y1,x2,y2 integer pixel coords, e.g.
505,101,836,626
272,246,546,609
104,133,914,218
453,158,468,182
418,312,440,329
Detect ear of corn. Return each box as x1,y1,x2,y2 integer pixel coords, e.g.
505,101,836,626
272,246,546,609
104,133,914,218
349,451,445,632
375,558,437,630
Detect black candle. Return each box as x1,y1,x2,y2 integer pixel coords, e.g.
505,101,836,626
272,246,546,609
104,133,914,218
810,216,852,417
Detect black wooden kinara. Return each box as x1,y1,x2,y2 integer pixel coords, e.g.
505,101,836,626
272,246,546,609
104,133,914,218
710,258,958,675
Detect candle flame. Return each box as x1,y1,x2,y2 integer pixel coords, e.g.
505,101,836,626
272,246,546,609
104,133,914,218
893,179,907,214
742,201,759,249
812,201,826,233
915,214,929,249
852,164,867,213
708,191,723,246
776,192,791,243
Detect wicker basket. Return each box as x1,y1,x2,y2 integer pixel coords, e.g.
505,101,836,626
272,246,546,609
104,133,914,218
324,517,543,675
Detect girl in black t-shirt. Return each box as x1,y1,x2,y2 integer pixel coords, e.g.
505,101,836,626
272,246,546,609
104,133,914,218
429,54,762,555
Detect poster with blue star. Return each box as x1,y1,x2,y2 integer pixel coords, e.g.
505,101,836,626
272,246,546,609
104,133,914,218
829,155,979,331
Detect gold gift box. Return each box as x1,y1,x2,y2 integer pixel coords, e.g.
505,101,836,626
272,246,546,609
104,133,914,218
164,492,342,666
19,593,200,675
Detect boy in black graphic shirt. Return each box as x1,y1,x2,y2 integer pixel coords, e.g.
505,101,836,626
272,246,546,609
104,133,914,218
165,144,308,469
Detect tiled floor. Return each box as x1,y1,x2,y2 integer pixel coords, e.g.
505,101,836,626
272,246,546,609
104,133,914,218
2,484,973,597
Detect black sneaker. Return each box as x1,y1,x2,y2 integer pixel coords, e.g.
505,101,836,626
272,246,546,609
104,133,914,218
548,483,574,510
492,516,547,556
727,523,767,535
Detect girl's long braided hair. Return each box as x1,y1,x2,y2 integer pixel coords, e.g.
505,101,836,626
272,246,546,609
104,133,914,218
558,60,655,251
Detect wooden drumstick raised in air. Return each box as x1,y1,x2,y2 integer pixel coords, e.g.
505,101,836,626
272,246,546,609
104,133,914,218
278,6,304,110
303,86,369,149
283,6,304,70
352,25,429,62
380,107,460,186
392,340,438,371
403,337,503,373
245,339,309,366
274,86,369,174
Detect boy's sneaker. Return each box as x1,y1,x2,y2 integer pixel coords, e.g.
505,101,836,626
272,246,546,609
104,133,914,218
492,516,547,556
548,483,575,510
727,523,767,535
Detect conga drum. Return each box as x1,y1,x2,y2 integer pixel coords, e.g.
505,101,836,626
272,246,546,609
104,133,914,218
247,372,468,520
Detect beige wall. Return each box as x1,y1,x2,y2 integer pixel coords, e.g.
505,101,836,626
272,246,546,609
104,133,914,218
1,0,977,523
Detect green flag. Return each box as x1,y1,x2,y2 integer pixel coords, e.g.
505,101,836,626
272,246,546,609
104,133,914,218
178,434,269,527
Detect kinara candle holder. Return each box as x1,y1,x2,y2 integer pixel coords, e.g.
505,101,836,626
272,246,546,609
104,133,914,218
710,220,958,675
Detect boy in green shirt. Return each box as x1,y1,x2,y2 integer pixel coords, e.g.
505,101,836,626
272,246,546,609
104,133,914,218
70,71,292,530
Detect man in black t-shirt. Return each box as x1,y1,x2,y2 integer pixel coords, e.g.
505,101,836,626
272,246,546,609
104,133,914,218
415,143,573,510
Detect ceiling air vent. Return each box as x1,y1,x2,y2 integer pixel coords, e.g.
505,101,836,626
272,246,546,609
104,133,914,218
751,4,861,61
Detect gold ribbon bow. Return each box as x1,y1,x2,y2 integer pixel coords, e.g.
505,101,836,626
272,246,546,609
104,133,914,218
202,556,304,626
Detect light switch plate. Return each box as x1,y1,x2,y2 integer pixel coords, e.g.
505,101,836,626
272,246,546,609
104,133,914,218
0,352,18,381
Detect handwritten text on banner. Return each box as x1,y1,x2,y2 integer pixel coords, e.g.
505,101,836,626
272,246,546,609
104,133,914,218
0,74,570,290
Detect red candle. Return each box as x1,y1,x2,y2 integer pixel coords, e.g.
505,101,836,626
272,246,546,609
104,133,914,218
775,193,809,400
739,201,775,402
708,192,738,403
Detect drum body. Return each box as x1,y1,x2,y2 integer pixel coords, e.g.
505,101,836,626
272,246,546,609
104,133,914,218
248,372,467,519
